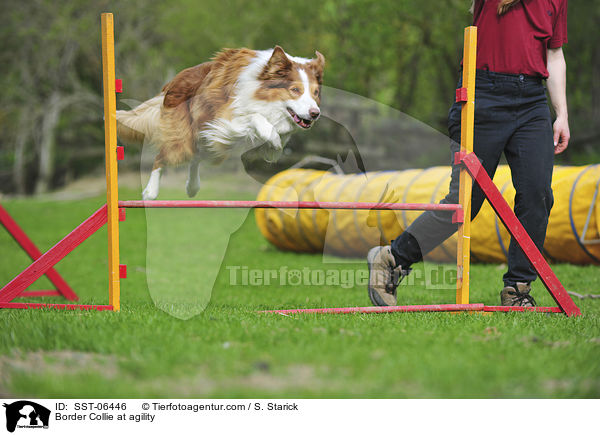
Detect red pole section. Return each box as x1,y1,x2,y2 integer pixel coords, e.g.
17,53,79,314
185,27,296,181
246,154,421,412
19,290,61,298
259,303,484,315
0,205,108,303
119,200,462,211
457,151,581,316
0,204,78,300
0,302,113,311
483,306,562,313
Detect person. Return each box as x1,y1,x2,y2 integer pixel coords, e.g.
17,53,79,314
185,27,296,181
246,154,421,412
367,0,570,307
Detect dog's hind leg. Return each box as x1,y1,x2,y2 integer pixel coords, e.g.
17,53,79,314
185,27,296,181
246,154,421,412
142,153,166,200
186,155,201,198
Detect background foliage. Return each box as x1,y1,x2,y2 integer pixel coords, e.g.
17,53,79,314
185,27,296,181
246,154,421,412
0,0,598,194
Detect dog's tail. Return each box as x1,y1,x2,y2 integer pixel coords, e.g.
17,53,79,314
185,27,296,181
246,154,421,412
116,95,164,145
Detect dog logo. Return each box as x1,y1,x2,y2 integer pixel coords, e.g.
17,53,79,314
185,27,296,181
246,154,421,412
3,401,50,432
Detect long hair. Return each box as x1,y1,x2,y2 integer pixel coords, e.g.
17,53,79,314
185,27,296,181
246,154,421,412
470,0,521,15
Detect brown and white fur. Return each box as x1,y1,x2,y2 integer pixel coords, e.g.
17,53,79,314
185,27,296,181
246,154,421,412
116,46,325,200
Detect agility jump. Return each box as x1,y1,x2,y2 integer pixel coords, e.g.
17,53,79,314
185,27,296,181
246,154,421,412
0,13,581,316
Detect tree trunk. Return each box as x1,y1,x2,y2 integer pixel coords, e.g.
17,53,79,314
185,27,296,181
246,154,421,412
592,39,600,126
35,91,62,194
13,111,31,194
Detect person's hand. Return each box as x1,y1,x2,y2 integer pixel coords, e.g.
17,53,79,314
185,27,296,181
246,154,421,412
553,116,570,154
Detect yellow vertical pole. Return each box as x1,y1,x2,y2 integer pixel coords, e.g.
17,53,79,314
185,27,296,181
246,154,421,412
101,13,120,311
456,26,477,305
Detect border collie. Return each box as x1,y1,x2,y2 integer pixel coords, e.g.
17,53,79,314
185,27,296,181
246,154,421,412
116,46,325,200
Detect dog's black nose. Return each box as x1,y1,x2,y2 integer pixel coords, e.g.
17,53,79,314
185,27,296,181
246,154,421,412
309,108,320,119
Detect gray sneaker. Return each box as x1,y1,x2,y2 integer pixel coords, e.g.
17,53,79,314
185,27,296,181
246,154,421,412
500,282,536,307
367,245,409,306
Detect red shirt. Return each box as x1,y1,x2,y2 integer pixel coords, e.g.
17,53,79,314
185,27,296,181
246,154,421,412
473,0,568,78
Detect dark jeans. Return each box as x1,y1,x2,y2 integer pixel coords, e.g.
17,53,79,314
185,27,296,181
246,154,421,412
391,70,555,287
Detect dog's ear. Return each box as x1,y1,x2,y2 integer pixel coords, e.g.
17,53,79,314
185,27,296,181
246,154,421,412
314,50,325,68
260,46,292,80
309,50,325,84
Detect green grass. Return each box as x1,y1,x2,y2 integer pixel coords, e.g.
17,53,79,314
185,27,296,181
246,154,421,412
1,181,599,398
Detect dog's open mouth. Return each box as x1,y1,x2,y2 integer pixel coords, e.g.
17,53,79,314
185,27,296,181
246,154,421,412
287,108,313,129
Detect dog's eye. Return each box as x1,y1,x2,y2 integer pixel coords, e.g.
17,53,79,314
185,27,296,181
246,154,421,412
314,89,319,97
291,87,300,94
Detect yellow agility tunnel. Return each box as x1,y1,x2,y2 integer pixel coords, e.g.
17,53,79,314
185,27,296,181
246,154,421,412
255,165,600,264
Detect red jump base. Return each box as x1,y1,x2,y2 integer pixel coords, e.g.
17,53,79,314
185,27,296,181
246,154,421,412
260,303,485,315
260,304,564,315
0,302,114,311
483,305,562,313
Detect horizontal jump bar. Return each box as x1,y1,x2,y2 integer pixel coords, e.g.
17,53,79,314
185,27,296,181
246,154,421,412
119,200,462,211
259,303,484,315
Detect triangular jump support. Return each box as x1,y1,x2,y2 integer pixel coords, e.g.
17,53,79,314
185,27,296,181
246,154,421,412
454,151,581,316
0,203,78,301
0,205,111,310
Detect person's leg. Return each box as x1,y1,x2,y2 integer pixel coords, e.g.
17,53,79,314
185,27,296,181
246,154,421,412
391,76,511,269
390,137,465,268
502,84,555,288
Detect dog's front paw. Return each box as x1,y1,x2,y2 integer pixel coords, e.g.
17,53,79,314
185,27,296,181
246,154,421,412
142,186,159,201
142,168,162,201
260,143,283,163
